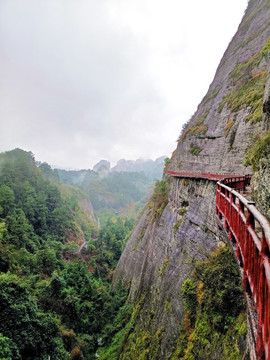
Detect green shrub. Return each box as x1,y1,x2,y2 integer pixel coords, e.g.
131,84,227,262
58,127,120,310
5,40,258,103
182,278,197,315
165,300,171,312
147,179,169,221
178,112,209,143
132,228,146,251
229,52,262,82
218,40,270,123
218,70,266,121
190,144,203,156
203,88,220,105
158,258,169,275
225,120,235,137
244,131,270,170
174,219,182,233
260,37,270,57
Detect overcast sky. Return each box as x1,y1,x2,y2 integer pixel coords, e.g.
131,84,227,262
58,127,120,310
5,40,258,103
0,0,248,169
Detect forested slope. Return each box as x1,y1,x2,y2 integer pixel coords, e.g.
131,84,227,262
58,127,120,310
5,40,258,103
58,168,156,218
0,149,134,359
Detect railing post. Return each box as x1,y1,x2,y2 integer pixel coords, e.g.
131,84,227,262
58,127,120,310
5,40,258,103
216,184,219,211
242,271,249,292
256,233,266,359
224,188,229,223
237,200,244,251
236,245,241,263
246,208,255,229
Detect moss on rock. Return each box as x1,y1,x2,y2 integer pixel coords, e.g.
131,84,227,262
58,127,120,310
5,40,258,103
169,246,247,360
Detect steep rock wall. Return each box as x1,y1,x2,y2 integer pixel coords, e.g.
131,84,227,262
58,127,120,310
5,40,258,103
113,0,270,358
114,176,221,358
78,197,95,221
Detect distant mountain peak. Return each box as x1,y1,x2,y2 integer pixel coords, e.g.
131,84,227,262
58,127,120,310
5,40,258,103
111,156,167,174
93,160,110,178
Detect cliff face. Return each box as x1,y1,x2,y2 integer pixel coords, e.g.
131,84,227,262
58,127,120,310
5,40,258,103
113,1,270,358
78,197,95,221
169,0,270,175
114,178,220,358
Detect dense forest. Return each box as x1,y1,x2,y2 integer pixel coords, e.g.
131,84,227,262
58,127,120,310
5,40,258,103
0,149,135,359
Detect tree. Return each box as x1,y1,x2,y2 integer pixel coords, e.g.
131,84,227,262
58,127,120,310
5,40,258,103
0,185,15,217
0,273,62,360
0,333,18,360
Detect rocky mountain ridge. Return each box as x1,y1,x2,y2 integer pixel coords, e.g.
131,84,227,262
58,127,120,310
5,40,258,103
92,156,166,179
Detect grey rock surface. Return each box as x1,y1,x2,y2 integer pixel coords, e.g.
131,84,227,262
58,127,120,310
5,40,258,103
93,159,111,173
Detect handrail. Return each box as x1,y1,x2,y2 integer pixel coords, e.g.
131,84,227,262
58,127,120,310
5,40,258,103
216,175,270,360
168,170,269,359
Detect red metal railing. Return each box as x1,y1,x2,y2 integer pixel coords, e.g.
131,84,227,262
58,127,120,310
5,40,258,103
167,170,270,358
216,176,270,360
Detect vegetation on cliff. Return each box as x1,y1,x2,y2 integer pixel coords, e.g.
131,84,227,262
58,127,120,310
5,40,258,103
244,130,270,170
190,144,203,156
178,111,209,144
218,38,270,124
244,129,270,220
147,178,169,221
170,246,247,360
98,246,247,360
98,292,165,360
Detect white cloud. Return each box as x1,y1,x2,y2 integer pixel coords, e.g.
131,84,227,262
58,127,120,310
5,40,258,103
0,0,248,168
